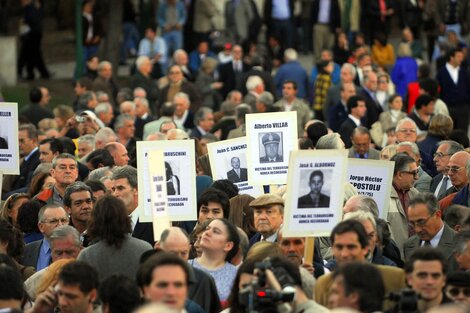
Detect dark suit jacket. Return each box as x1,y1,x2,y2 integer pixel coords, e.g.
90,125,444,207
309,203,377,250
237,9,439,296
217,60,250,98
22,239,43,268
130,71,159,106
135,115,155,140
312,0,341,31
189,267,221,313
360,89,383,128
403,223,457,269
328,101,348,132
189,127,203,140
12,149,40,191
182,110,195,131
298,193,330,208
260,154,283,163
430,173,444,193
227,168,248,183
132,219,155,246
19,104,54,127
338,118,357,148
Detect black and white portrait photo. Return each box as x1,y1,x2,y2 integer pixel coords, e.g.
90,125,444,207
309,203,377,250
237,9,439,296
165,161,180,195
0,136,7,149
297,170,331,208
226,156,248,183
259,132,283,163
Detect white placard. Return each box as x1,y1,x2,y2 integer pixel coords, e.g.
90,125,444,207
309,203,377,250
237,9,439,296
246,111,298,185
283,150,347,237
0,102,19,174
137,140,197,222
347,159,394,219
207,137,263,197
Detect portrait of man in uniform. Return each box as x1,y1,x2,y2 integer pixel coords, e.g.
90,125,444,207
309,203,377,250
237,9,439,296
298,170,330,208
259,132,283,163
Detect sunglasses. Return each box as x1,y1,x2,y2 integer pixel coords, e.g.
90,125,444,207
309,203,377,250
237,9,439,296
447,287,470,297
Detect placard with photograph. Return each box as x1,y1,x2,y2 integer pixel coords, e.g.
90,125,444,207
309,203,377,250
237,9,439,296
347,159,394,219
207,137,264,197
246,111,298,185
137,140,197,222
0,102,19,174
283,150,347,237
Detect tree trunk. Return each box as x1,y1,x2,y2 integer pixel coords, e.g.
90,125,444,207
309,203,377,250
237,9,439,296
102,0,123,75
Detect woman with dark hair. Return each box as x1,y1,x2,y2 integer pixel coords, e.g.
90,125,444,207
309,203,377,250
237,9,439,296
28,171,55,198
0,193,30,226
17,200,43,243
77,195,152,282
228,194,256,239
189,218,240,304
0,220,35,280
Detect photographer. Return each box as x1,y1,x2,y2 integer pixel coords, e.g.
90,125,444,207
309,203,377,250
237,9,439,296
225,256,329,313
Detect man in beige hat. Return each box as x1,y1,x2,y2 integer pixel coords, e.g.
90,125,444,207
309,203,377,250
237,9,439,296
248,194,284,247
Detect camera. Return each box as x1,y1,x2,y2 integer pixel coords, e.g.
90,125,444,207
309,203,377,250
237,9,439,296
238,258,296,313
388,288,419,313
75,116,87,123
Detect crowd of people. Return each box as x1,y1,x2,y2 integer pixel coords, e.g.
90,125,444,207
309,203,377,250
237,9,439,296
2,0,470,313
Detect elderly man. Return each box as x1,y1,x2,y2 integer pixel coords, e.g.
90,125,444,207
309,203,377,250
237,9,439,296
35,154,79,206
77,110,102,136
11,124,40,192
92,61,119,106
248,194,284,246
397,141,432,192
324,63,360,119
445,272,470,305
359,71,382,128
455,231,470,271
131,56,159,105
95,102,114,127
105,142,129,167
189,107,214,139
440,154,470,210
114,114,136,157
348,127,380,159
22,204,70,271
431,141,464,199
172,92,194,131
77,135,95,162
217,45,250,98
388,153,419,255
157,227,220,313
24,225,81,299
328,82,357,132
134,97,154,140
273,80,312,138
404,193,457,269
173,49,195,81
243,75,265,109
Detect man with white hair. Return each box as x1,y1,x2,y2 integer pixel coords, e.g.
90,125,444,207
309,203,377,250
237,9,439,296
397,141,432,192
92,61,119,106
133,87,147,98
95,102,114,127
94,127,118,149
131,56,159,105
243,75,265,109
173,49,195,81
134,97,154,140
77,135,95,162
274,48,309,99
172,92,194,130
120,101,136,118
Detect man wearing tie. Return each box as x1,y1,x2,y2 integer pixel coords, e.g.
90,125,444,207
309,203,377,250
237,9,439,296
339,95,367,148
359,71,382,128
348,127,380,159
226,156,248,183
430,140,464,199
217,45,250,98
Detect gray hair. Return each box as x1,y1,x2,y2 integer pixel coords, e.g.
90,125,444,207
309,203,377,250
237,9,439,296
237,226,250,259
397,141,421,157
77,134,95,150
49,225,81,247
246,75,263,91
258,92,274,106
114,114,134,132
341,63,357,78
111,165,138,189
409,192,439,215
63,181,93,208
95,91,110,102
347,195,379,218
88,166,113,181
38,204,67,223
136,55,150,69
77,91,96,108
95,102,113,114
167,129,189,140
98,61,112,72
455,230,470,254
173,92,190,104
33,163,53,177
95,127,117,143
160,227,190,245
315,133,344,150
52,153,77,169
194,107,213,126
133,87,147,98
235,103,252,123
284,48,298,61
391,153,416,175
135,96,149,109
343,210,377,230
120,101,136,112
220,101,236,116
395,118,418,132
438,140,464,155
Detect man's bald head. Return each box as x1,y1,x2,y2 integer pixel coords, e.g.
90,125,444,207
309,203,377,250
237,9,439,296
447,151,470,189
159,227,191,260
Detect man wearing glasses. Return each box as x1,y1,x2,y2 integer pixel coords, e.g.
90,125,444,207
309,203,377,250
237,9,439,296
439,151,470,210
404,193,457,271
388,153,420,256
404,247,449,312
445,272,470,305
22,203,69,271
63,182,95,247
430,140,464,199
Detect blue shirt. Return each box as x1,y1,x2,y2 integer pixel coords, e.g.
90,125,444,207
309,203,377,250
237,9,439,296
36,239,51,271
272,0,290,19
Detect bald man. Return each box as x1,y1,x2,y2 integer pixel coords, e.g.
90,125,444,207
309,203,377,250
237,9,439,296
439,152,470,210
157,227,220,313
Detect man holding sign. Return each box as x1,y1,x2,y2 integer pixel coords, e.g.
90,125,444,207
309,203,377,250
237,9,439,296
298,170,330,208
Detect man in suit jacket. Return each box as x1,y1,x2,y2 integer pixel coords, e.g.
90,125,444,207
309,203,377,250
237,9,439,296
298,170,330,208
134,97,154,140
404,193,457,271
315,220,406,310
19,87,54,127
430,140,464,199
328,82,356,132
348,127,380,159
248,194,284,248
11,124,40,192
23,205,69,270
339,95,367,148
226,157,248,183
217,45,250,99
360,71,383,128
110,165,154,246
259,132,283,163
